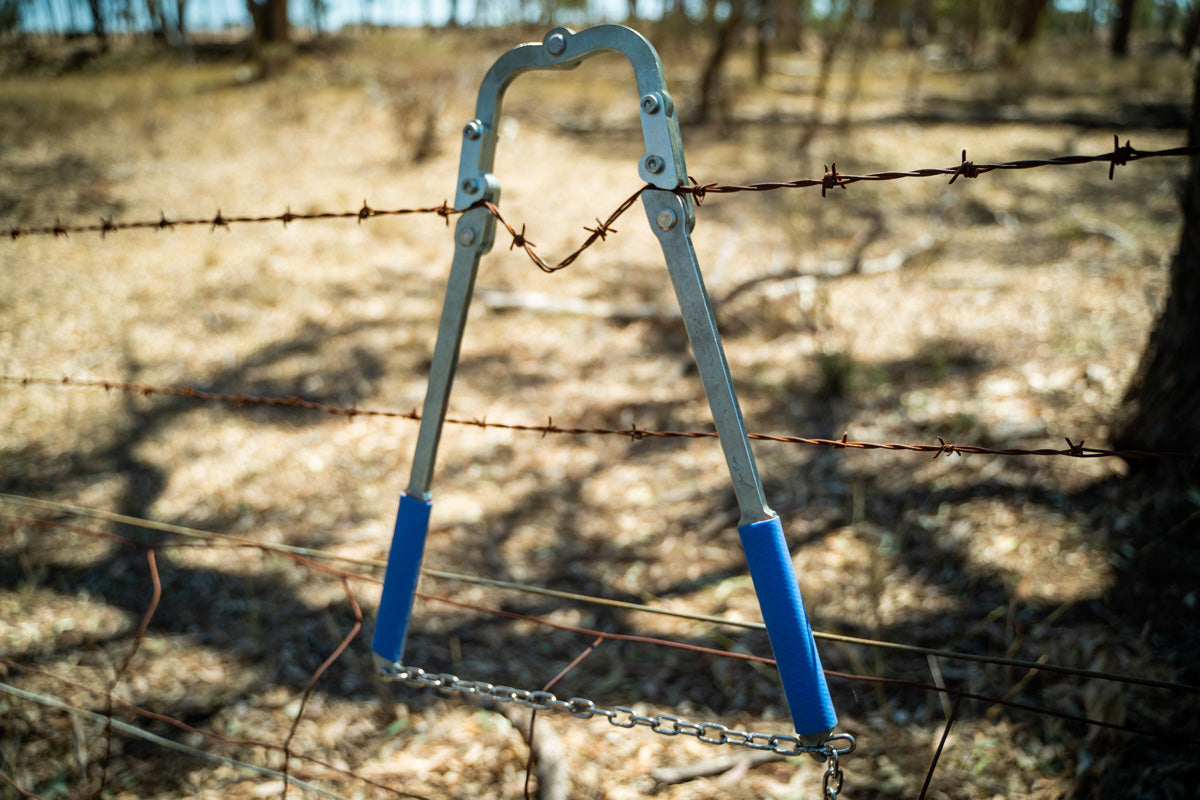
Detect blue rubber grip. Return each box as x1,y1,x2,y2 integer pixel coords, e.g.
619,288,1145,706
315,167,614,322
371,492,433,663
737,516,837,737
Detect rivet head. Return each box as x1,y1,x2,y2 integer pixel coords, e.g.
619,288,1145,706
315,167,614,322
655,208,677,231
461,178,480,195
463,120,482,140
545,31,567,56
457,226,477,246
640,94,660,114
644,155,665,175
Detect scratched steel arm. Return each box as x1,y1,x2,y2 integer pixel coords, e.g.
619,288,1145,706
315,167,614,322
372,25,838,743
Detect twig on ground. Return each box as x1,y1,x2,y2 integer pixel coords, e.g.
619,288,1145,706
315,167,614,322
650,751,785,789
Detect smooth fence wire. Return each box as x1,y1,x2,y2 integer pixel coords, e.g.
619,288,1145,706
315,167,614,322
2,499,1195,744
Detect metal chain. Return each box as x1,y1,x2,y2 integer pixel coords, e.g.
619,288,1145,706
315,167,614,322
824,747,845,799
379,662,855,760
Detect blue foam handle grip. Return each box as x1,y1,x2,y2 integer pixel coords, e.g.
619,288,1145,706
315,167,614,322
371,492,433,663
737,516,837,738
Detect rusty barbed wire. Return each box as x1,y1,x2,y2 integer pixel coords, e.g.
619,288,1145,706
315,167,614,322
4,200,459,238
6,139,1197,276
3,374,1193,464
678,136,1200,203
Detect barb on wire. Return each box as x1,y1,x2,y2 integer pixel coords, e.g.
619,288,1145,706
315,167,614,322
7,139,1197,275
482,186,645,273
4,375,1192,464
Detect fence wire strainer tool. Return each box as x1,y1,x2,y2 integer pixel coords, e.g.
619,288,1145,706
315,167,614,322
372,23,848,765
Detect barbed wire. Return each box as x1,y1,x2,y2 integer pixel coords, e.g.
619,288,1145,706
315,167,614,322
4,374,1192,464
5,134,1198,797
6,138,1196,275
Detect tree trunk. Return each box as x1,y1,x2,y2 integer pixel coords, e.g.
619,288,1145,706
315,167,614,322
754,0,774,84
694,0,749,124
1111,0,1137,57
248,0,289,44
1112,61,1200,476
1011,0,1049,45
777,0,805,50
1183,2,1200,55
86,0,108,49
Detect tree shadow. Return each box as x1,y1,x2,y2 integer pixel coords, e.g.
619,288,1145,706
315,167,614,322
3,280,1198,800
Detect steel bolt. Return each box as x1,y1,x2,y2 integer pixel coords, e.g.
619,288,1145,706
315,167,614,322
457,226,477,246
545,32,567,56
644,155,665,175
461,177,480,195
463,120,482,140
640,94,660,115
655,208,677,231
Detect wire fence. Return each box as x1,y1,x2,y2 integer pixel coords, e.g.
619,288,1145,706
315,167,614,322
7,137,1198,275
1,493,1197,800
3,131,1199,799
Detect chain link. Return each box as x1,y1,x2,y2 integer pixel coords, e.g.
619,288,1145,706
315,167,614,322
823,747,845,799
379,662,855,760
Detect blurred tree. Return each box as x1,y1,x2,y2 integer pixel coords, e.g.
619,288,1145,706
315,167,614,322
248,0,288,42
776,0,807,49
694,0,752,123
146,0,187,45
85,0,109,47
1010,0,1049,44
1111,0,1137,55
1113,61,1200,476
1184,1,1200,53
0,0,20,33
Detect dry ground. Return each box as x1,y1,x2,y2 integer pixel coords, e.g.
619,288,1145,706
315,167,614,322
1,24,1198,800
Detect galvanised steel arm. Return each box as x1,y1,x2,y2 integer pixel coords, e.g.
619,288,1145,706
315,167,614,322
373,25,838,743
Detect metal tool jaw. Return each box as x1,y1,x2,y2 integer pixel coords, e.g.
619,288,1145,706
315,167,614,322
372,24,838,743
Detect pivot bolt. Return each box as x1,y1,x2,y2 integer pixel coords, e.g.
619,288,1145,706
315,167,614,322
545,31,567,56
457,226,477,246
640,94,660,114
655,208,677,231
461,177,480,195
463,120,483,140
644,155,665,175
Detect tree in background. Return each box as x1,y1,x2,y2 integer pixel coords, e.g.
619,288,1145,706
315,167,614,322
1112,60,1200,475
85,0,107,47
146,0,187,45
1111,0,1138,55
247,0,287,42
1010,0,1050,45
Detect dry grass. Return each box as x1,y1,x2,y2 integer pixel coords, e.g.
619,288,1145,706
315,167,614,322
1,25,1198,800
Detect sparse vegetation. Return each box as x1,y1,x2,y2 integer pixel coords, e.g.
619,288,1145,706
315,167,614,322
1,21,1198,800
